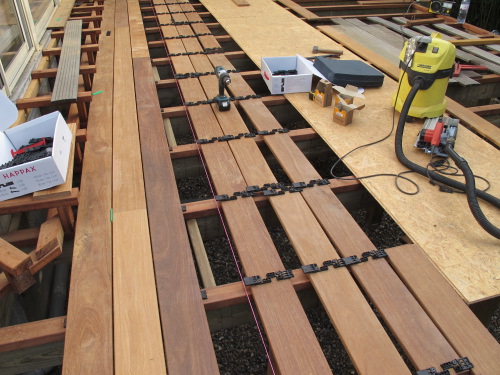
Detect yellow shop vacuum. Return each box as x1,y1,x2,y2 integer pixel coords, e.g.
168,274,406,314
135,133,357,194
393,34,455,119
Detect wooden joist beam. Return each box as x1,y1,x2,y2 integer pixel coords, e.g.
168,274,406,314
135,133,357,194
0,188,78,215
467,103,500,116
51,28,102,39
16,92,92,109
42,44,99,57
31,65,96,79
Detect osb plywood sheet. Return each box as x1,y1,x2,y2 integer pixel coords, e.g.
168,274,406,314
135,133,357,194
200,0,500,303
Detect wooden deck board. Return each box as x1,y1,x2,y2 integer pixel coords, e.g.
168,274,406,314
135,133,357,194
111,0,166,371
129,1,220,367
62,0,115,372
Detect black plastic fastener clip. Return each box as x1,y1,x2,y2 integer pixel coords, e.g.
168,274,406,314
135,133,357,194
416,368,450,375
263,189,285,197
441,358,473,372
244,276,271,286
362,249,388,260
301,264,321,274
215,194,236,202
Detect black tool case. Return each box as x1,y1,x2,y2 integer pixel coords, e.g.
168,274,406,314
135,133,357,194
313,57,385,87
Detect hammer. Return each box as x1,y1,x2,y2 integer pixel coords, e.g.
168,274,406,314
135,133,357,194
312,46,343,56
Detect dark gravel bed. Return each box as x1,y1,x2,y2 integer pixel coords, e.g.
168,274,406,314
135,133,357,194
175,133,195,145
177,176,213,202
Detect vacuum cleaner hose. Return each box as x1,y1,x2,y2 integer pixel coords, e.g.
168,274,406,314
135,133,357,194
395,78,500,239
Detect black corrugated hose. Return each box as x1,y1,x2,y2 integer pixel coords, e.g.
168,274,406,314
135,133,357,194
394,79,500,239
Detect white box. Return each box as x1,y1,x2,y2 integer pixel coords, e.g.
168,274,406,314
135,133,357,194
261,55,325,95
0,111,72,201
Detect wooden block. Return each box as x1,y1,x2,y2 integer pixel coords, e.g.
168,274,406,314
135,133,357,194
33,123,77,201
5,268,36,294
51,20,83,104
0,316,65,352
187,219,216,288
0,238,33,276
35,216,64,260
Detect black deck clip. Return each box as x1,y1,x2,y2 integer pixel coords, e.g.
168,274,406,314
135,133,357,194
308,179,330,187
234,190,255,198
263,189,285,197
246,185,262,193
201,290,207,300
301,264,322,274
441,357,473,372
257,130,271,136
244,275,271,286
324,255,366,269
263,182,284,190
285,181,306,193
362,249,388,260
266,270,294,280
416,368,450,375
197,138,214,144
215,194,236,202
218,134,235,142
244,133,256,138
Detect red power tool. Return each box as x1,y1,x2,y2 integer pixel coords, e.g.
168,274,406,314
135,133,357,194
415,116,459,157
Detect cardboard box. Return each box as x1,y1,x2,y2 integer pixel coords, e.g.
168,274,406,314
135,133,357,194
333,85,365,126
314,79,334,107
261,55,325,95
0,111,72,201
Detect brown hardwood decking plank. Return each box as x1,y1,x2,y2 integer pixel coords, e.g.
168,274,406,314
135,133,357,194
131,49,219,375
111,0,166,371
62,0,114,373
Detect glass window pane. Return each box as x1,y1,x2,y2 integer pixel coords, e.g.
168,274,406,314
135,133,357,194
0,0,25,69
29,0,52,26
